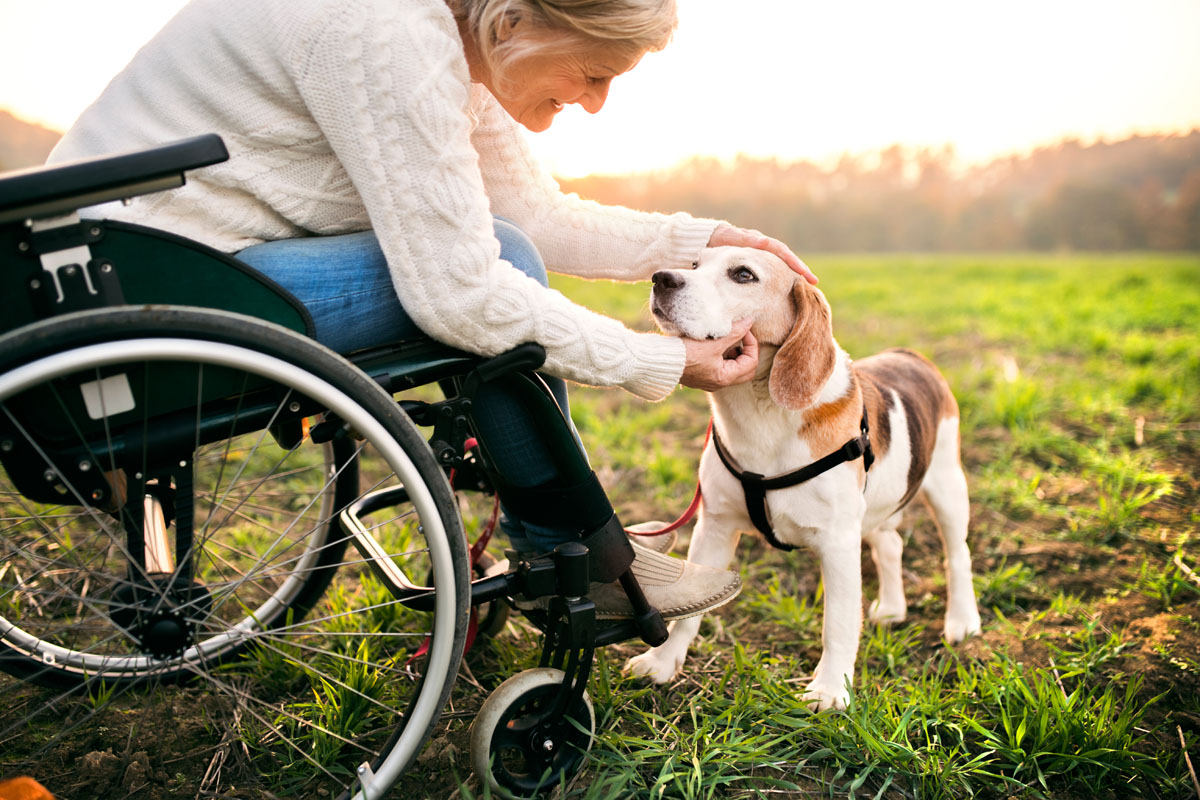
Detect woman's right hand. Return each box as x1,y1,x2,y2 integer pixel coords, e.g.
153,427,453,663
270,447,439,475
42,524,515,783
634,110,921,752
679,319,760,391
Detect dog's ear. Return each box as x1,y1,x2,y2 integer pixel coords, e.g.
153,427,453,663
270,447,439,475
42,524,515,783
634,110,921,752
769,280,837,410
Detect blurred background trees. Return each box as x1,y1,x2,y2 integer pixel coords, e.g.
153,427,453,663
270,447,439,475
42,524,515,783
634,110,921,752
2,109,1196,251
561,132,1200,252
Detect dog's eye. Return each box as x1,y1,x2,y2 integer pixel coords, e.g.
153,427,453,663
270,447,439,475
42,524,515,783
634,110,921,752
728,266,758,284
691,261,699,269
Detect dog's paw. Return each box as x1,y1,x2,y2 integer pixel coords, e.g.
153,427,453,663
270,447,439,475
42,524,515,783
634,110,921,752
625,650,683,685
944,608,982,644
801,681,850,712
867,598,906,625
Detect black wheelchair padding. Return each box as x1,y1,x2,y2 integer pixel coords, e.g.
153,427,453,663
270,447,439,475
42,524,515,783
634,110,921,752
0,134,229,224
0,219,315,339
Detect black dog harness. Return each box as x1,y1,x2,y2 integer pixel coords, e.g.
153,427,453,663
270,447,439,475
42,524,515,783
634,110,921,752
711,409,875,551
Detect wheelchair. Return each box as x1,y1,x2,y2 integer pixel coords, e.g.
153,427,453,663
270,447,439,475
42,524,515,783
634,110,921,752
0,134,670,799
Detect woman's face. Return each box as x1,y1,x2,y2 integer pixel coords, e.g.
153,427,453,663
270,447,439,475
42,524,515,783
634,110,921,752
490,41,644,132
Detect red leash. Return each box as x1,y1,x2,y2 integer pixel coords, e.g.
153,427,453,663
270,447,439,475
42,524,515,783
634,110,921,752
455,438,500,566
409,437,497,667
624,419,711,537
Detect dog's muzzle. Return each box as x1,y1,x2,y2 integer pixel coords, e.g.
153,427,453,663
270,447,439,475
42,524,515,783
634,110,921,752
650,270,684,322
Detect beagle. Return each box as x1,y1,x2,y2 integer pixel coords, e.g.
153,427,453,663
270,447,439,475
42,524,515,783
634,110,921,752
627,246,982,710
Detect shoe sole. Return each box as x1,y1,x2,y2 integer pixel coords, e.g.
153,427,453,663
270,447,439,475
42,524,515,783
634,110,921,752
595,579,743,622
511,581,742,622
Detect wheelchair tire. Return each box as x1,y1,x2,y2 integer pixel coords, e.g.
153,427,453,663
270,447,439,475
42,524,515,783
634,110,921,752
470,667,595,798
0,307,470,799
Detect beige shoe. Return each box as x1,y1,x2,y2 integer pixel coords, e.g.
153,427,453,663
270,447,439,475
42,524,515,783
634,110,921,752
624,521,677,554
584,541,740,621
509,541,740,621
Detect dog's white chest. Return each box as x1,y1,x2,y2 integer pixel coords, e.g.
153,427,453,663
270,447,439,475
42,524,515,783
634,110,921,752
700,412,865,548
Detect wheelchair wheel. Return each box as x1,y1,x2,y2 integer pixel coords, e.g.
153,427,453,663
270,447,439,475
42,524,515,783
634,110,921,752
470,668,595,798
0,307,469,799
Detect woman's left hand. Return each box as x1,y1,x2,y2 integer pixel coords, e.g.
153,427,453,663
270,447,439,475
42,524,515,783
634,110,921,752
707,223,818,284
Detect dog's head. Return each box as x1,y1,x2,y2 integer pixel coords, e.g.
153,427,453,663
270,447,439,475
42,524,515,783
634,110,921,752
651,246,836,409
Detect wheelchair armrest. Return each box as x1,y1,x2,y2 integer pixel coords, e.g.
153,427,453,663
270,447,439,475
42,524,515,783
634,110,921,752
0,134,229,224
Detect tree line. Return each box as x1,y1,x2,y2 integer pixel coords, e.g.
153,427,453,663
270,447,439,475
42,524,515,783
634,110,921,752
4,110,1196,251
559,132,1200,252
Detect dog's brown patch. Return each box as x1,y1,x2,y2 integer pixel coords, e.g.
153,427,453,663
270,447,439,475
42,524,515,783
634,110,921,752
799,374,862,458
855,349,957,507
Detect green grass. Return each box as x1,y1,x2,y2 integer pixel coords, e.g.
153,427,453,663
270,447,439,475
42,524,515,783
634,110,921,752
413,253,1200,799
5,253,1197,798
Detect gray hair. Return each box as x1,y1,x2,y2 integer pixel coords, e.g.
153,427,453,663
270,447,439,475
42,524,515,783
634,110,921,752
453,0,677,81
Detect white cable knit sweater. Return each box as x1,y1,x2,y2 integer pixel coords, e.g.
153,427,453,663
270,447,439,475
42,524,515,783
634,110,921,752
50,0,719,400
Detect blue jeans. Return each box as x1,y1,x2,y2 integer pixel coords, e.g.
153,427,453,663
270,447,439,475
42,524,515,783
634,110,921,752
237,220,582,552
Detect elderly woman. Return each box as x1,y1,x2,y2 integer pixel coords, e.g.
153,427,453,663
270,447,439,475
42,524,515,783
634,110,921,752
49,0,816,619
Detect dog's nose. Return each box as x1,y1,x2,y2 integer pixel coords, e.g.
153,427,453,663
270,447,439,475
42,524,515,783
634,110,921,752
652,271,683,291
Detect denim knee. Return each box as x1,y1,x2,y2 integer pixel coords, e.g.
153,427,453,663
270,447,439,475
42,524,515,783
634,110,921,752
493,218,548,288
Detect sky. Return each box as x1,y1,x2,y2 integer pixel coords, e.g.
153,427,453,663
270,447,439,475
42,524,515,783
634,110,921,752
1,0,1198,177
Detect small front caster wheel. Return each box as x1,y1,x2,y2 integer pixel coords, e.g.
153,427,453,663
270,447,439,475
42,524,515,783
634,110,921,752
470,667,595,797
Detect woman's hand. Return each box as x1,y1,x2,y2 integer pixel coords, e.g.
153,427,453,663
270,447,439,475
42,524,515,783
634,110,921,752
708,223,818,284
679,319,760,391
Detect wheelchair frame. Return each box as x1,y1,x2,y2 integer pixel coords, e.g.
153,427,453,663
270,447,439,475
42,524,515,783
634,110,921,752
0,135,668,799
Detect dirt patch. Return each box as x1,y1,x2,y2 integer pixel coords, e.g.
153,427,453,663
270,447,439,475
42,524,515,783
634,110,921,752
0,684,272,800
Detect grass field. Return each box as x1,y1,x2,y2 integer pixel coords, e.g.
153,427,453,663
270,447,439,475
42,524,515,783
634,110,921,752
3,253,1198,799
401,252,1200,799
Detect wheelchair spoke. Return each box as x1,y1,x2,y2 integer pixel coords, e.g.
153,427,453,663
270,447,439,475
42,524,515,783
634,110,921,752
194,442,366,623
177,660,378,772
196,546,436,599
196,390,294,544
1,583,138,617
0,509,83,528
244,628,435,639
261,593,437,636
0,493,139,644
1,403,170,595
39,374,167,582
180,438,328,623
0,511,105,587
237,635,416,716
193,502,428,591
242,633,431,709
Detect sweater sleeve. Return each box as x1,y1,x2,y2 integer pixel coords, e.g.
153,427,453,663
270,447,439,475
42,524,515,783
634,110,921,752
284,0,684,400
472,91,721,281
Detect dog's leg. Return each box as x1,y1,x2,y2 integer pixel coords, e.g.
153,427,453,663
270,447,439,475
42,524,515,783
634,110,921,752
625,513,740,684
803,528,863,711
920,418,981,643
864,513,906,625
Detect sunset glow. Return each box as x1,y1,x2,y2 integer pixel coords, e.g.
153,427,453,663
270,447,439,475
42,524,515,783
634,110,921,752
1,0,1198,176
